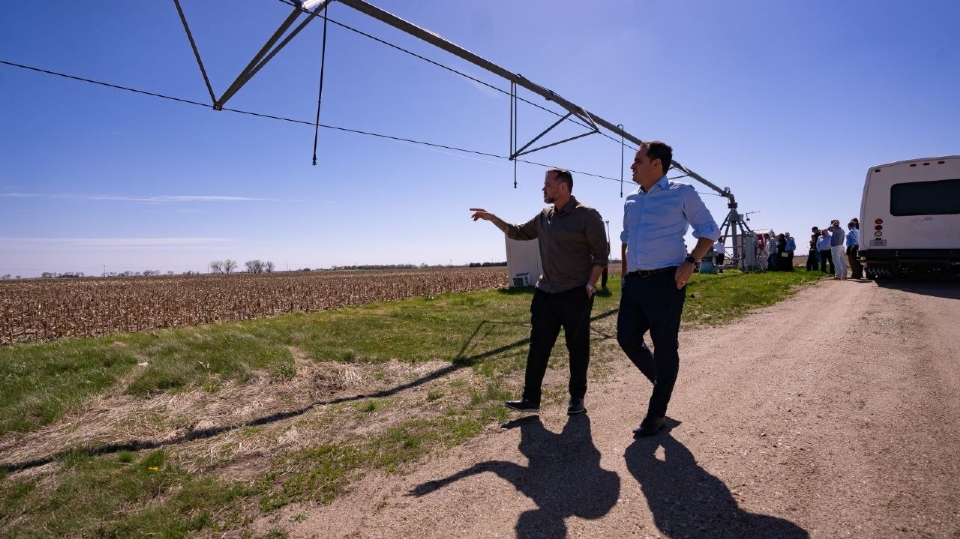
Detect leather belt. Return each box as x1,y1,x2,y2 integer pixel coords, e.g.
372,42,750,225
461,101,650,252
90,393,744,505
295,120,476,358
626,266,677,278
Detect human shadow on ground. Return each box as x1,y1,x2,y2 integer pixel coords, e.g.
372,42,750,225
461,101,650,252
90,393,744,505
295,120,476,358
1,309,618,472
410,414,620,538
625,423,808,538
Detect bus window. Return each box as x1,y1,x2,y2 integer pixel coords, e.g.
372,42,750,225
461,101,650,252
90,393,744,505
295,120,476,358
890,178,960,216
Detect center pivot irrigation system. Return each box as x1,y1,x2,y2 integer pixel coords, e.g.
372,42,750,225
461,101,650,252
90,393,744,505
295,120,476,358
173,0,755,265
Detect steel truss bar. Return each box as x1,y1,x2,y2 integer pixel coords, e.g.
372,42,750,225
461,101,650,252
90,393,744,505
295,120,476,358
173,0,217,105
510,110,597,159
215,0,335,109
331,0,733,204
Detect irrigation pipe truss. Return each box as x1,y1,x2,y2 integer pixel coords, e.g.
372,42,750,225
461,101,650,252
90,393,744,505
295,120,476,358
4,2,742,206
224,0,737,204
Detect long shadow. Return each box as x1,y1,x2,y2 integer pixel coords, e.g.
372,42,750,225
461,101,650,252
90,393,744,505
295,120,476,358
1,308,620,473
625,423,808,538
873,274,960,299
410,414,620,538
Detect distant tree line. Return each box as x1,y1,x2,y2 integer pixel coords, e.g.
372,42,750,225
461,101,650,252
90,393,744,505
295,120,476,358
209,259,275,274
37,270,176,279
22,260,506,281
329,264,419,270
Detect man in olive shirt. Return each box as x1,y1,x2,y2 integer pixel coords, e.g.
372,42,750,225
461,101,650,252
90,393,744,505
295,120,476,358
470,168,608,415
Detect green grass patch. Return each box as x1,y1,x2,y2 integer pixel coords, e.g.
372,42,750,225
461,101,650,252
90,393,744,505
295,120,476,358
682,269,825,326
0,449,255,538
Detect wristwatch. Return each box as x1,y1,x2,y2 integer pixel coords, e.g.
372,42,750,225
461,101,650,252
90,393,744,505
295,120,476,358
586,283,596,294
684,255,697,265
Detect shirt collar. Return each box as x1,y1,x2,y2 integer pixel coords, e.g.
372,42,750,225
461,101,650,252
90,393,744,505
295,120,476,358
639,175,670,194
556,195,578,214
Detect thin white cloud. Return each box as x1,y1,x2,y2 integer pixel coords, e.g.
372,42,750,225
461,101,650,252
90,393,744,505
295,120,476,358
0,193,302,203
0,237,233,248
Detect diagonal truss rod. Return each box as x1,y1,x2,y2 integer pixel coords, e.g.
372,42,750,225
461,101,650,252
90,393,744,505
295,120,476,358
329,0,734,204
175,0,335,110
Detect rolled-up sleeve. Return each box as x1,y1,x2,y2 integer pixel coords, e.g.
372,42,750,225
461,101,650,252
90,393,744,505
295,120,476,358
682,186,720,241
505,213,539,241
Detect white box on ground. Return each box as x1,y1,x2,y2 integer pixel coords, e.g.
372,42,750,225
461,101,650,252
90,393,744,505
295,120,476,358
506,237,542,288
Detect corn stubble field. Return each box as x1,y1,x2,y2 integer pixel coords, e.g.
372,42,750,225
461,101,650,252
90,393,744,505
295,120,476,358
0,267,509,344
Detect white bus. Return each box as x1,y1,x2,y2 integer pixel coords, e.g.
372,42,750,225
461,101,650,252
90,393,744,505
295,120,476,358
858,155,960,278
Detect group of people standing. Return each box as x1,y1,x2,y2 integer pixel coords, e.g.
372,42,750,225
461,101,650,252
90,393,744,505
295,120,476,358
760,231,798,271
807,219,862,279
760,219,862,279
471,140,718,438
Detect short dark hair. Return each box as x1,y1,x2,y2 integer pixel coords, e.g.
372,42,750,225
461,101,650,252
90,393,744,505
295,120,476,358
644,141,673,175
547,168,574,192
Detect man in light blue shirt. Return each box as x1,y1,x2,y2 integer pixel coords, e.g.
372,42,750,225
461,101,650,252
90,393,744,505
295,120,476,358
817,229,833,273
784,233,797,271
846,219,862,279
617,141,719,437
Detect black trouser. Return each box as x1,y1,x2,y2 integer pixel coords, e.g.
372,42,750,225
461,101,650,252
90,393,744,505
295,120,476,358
523,287,594,404
847,246,863,278
819,249,832,273
616,270,686,419
806,249,820,271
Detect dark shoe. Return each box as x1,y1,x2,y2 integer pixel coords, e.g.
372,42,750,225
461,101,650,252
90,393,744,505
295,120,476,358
567,397,586,415
632,415,665,437
504,399,539,413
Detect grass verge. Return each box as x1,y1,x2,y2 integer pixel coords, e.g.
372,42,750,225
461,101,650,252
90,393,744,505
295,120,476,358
0,270,823,537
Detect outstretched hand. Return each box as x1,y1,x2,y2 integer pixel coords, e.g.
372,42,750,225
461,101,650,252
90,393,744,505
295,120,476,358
470,208,493,222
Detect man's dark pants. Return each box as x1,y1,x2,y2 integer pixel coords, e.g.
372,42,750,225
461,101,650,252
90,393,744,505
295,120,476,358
616,271,686,419
847,246,863,278
819,249,833,273
523,287,594,405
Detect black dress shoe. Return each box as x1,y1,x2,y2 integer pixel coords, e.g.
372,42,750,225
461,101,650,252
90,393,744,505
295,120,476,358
567,397,586,415
632,415,665,437
504,399,539,413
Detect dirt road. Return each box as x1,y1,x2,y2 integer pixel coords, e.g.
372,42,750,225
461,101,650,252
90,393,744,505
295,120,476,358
272,278,960,538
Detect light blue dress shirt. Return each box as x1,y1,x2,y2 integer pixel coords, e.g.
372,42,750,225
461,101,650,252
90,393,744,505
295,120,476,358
846,228,860,248
620,176,720,271
817,235,831,251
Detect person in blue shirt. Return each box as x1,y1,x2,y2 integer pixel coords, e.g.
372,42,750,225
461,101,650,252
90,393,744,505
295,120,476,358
828,219,847,279
617,141,719,437
817,229,833,274
846,219,862,279
784,232,797,271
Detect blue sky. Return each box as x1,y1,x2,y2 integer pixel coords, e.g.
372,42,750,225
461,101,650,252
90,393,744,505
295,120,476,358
2,0,958,277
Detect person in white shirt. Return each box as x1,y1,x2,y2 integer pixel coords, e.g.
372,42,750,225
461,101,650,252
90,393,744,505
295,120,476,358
713,237,726,267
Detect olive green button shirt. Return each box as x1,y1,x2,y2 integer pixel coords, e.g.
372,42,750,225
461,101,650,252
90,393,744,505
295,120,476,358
504,196,609,293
